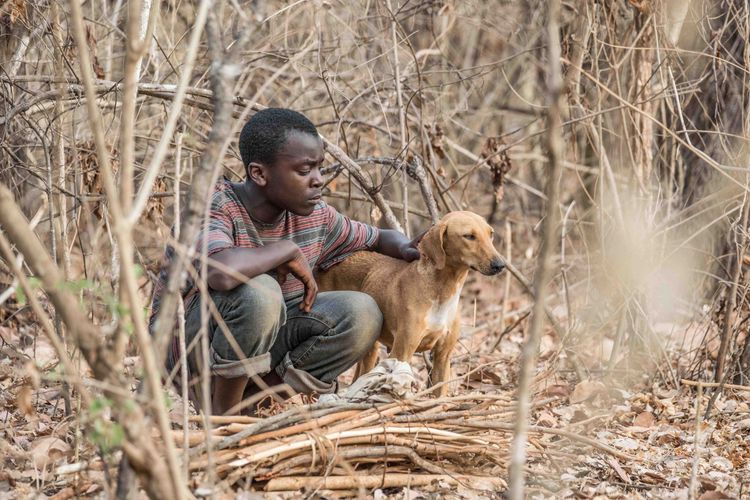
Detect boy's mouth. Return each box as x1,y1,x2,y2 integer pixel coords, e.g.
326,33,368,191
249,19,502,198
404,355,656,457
308,194,322,203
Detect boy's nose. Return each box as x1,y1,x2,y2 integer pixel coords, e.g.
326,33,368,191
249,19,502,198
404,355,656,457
310,169,323,187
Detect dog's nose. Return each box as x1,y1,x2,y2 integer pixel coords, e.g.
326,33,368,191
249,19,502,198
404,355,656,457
490,258,505,274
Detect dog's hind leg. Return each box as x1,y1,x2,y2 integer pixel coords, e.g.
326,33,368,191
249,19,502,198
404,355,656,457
353,342,380,380
429,317,460,397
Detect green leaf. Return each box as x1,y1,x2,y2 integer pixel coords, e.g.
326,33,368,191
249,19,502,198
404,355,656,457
89,417,125,453
90,397,113,416
107,422,125,449
163,391,173,410
133,265,144,278
62,278,95,293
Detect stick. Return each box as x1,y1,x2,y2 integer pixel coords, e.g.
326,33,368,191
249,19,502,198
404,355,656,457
456,420,636,463
681,379,750,392
188,415,262,425
264,474,507,492
688,382,702,499
322,138,404,232
262,444,449,478
509,3,564,495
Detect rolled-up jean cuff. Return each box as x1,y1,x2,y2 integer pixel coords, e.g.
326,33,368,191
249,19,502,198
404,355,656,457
210,347,271,379
277,353,337,395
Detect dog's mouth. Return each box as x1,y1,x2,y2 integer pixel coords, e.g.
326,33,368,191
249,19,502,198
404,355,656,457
477,267,501,276
472,260,505,276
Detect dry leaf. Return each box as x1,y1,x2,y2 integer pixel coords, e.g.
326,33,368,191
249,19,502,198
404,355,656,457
544,384,572,398
427,124,446,159
606,457,631,484
612,437,639,450
146,177,167,222
539,334,557,359
8,0,27,23
633,411,655,428
30,437,70,469
570,380,607,404
84,24,105,79
698,492,733,500
481,137,512,202
536,409,557,427
699,476,718,491
15,384,34,417
709,456,733,473
628,0,652,14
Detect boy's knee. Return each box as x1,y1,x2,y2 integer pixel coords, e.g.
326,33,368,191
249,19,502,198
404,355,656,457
227,275,284,322
344,292,382,354
213,274,286,358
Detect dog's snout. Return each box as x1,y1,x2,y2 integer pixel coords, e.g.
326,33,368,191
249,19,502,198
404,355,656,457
490,258,505,274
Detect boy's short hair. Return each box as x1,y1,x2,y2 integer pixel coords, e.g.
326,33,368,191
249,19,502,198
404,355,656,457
239,108,319,168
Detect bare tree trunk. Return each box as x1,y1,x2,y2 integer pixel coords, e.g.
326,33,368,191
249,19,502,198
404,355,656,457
630,12,655,192
715,187,750,382
508,0,564,497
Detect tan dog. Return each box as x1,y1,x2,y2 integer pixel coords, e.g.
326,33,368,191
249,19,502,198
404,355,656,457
316,211,505,395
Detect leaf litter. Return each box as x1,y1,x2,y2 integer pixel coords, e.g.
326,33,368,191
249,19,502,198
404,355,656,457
0,275,749,498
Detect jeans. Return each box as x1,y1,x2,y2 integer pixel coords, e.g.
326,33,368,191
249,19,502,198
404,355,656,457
182,274,382,395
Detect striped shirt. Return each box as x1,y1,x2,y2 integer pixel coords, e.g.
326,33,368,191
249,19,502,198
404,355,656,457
149,177,379,330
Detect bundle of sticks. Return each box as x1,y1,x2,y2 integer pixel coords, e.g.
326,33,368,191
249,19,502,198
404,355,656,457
173,392,634,493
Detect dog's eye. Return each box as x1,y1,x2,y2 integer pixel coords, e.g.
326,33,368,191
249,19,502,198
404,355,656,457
463,234,476,241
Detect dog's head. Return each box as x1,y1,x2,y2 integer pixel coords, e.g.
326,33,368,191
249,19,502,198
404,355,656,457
419,211,505,276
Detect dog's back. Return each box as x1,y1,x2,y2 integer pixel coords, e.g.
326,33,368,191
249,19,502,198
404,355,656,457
316,251,407,294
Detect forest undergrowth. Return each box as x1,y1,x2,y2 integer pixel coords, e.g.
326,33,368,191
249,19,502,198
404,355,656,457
1,0,750,498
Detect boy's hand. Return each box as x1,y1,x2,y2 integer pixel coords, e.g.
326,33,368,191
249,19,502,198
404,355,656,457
398,238,421,262
400,230,426,262
276,247,318,312
375,229,424,262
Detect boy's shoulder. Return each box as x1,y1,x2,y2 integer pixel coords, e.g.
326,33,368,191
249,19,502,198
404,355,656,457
209,178,241,206
206,179,249,224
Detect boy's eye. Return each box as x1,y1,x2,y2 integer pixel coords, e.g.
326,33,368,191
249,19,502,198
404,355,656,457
463,234,476,241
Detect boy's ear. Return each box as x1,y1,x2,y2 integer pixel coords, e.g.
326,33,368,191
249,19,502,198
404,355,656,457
247,162,267,186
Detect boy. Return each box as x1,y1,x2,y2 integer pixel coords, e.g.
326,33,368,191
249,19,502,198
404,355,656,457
150,108,419,415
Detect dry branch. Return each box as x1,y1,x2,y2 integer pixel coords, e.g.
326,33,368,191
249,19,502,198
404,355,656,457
322,138,405,232
0,183,175,499
264,474,507,492
509,1,565,497
174,391,639,494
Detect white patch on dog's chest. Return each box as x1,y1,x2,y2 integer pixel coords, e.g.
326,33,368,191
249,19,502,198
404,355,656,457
425,289,461,331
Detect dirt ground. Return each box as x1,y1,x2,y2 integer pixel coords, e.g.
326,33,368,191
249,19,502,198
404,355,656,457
1,269,749,499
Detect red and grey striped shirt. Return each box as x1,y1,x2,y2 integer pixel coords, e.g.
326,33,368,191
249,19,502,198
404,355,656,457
149,178,379,330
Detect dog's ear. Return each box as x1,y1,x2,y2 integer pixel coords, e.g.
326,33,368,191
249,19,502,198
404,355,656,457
419,222,447,269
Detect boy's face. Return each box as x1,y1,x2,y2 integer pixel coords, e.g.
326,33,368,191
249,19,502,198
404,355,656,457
252,131,325,216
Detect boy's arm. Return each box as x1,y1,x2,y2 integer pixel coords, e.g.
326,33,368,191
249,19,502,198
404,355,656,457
207,240,318,311
373,229,423,262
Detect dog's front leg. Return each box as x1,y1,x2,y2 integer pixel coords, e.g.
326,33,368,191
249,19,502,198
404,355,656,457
429,316,460,397
389,322,425,363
